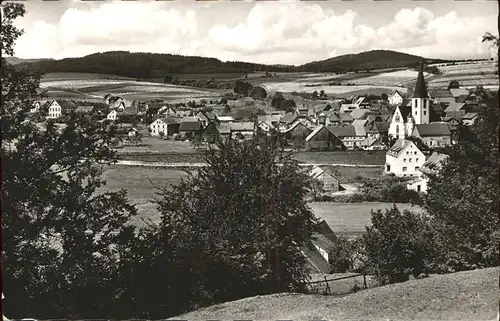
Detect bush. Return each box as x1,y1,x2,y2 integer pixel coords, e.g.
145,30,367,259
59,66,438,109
328,236,362,273
361,205,438,285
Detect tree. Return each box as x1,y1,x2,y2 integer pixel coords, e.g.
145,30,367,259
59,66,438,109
447,80,460,90
319,90,327,99
423,91,499,272
362,206,438,285
1,3,137,317
312,90,319,100
381,93,388,101
271,91,285,108
154,138,318,305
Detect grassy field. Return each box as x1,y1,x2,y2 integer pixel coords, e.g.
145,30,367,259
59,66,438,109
40,72,223,102
119,147,387,165
309,202,423,237
170,267,499,321
100,164,403,233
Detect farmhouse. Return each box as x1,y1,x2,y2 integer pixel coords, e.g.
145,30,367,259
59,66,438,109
309,165,342,194
350,108,374,120
319,111,354,126
449,88,470,98
406,152,449,193
47,100,78,119
364,137,387,150
462,112,478,126
305,125,345,151
218,115,235,123
75,105,95,114
229,122,255,139
388,90,404,106
107,109,117,121
279,113,315,131
30,101,41,113
429,90,456,106
366,121,390,141
328,125,364,150
302,220,338,274
195,110,219,127
179,119,203,139
202,122,221,143
339,103,358,113
385,139,426,177
150,117,180,136
411,123,452,148
282,121,313,142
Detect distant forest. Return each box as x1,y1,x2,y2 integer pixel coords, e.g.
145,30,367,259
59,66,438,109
10,50,477,79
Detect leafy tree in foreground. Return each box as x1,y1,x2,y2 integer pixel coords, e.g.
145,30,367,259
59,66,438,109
1,2,137,318
151,138,318,313
362,206,438,285
424,90,499,272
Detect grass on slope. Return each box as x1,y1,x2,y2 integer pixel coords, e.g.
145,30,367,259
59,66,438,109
170,267,499,321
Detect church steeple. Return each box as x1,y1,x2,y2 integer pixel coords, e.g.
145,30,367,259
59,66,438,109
413,60,428,99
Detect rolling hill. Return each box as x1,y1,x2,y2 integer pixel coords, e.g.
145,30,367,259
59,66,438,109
4,57,53,65
300,50,450,72
10,50,452,79
170,267,499,321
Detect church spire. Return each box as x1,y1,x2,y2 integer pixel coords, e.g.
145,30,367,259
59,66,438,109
412,60,428,99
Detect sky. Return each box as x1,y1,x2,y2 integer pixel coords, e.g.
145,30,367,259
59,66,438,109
11,0,499,66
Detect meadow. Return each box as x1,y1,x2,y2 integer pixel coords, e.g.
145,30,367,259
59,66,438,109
40,72,222,102
99,164,398,234
428,61,498,88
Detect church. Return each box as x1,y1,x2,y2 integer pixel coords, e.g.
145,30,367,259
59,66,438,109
388,61,441,140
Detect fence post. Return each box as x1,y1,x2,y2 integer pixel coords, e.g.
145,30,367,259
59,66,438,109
324,276,331,295
363,274,367,289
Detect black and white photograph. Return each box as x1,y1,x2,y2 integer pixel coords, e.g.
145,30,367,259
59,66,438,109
1,0,499,320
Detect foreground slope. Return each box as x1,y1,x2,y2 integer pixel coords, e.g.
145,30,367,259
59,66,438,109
170,267,499,321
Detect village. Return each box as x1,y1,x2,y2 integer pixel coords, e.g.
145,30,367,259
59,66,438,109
29,61,484,197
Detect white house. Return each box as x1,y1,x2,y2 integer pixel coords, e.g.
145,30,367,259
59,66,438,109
150,117,180,136
30,101,41,113
388,90,404,106
47,100,77,119
385,139,426,177
406,152,449,193
107,109,117,121
218,116,235,123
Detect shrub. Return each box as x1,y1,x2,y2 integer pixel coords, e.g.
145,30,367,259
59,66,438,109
328,236,362,273
361,205,438,285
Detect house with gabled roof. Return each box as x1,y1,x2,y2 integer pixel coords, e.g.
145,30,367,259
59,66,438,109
406,152,449,193
327,125,364,150
462,112,478,126
229,122,255,139
350,108,374,120
282,121,313,142
75,105,95,114
301,220,338,274
339,103,358,113
385,139,426,177
388,105,413,139
150,116,180,136
364,136,387,150
411,123,452,148
305,125,345,151
309,165,342,193
388,90,404,106
47,100,78,119
449,88,470,98
179,118,203,139
195,110,219,127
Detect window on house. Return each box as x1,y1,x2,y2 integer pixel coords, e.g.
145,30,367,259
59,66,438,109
416,158,419,162
414,151,417,155
415,166,420,171
403,158,406,162
417,185,421,192
423,111,427,115
402,167,407,172
409,158,412,162
386,165,391,172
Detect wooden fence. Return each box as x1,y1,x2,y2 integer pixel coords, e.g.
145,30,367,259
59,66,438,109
303,273,368,295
